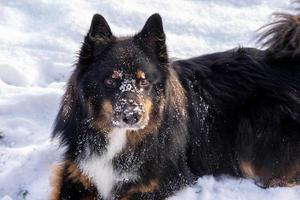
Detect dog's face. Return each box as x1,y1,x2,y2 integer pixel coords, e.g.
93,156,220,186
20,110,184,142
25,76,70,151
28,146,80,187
75,14,168,132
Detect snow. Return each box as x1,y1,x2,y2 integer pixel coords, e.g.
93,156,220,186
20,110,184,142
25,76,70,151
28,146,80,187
0,0,299,199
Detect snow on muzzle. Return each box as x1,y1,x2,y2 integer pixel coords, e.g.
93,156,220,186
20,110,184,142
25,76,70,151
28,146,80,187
112,91,145,128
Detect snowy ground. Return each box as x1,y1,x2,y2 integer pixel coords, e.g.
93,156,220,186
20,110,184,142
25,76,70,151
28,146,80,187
0,0,299,199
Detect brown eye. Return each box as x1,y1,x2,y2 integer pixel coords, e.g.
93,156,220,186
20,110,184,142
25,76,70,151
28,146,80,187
139,78,150,88
104,78,117,88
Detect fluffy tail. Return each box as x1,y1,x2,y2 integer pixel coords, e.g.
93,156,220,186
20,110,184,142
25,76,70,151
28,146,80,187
258,5,300,60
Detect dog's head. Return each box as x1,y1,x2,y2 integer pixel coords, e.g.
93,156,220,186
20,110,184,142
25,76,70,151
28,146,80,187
57,14,169,134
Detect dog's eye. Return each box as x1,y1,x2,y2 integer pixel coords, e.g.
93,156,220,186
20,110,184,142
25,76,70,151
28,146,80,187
104,78,117,88
139,78,150,88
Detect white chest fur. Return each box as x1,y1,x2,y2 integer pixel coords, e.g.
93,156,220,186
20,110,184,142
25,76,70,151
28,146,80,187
79,128,132,199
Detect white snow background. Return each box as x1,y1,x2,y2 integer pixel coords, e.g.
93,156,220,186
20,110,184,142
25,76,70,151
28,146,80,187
0,0,299,199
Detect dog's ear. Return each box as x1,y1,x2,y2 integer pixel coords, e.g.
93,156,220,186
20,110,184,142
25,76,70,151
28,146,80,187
135,13,168,63
88,14,112,40
79,14,114,64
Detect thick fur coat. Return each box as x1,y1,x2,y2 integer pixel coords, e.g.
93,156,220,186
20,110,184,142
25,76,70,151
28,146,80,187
51,7,300,200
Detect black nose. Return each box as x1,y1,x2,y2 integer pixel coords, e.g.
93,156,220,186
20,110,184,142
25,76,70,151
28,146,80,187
122,112,141,125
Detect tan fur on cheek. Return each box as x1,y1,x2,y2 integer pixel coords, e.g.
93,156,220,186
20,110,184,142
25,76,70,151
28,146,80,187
126,97,164,147
144,98,153,118
92,100,113,133
102,100,113,115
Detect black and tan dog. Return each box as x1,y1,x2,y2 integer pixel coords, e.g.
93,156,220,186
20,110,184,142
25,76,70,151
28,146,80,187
50,6,300,200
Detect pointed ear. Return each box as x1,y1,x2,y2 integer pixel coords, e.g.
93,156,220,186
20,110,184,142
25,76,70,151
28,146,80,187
88,14,112,39
135,13,168,63
79,14,114,64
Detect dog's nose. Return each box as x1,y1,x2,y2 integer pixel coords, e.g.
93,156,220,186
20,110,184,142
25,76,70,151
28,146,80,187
122,111,141,125
118,92,143,125
121,98,142,125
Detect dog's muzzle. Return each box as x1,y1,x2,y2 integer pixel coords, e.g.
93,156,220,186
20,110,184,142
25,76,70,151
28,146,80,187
113,92,144,127
122,102,142,125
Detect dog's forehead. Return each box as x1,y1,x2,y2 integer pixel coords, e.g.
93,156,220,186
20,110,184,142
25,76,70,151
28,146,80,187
95,38,157,79
108,39,150,68
110,69,146,81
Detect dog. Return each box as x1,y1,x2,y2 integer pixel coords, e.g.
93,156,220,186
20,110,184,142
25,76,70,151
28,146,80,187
50,7,300,200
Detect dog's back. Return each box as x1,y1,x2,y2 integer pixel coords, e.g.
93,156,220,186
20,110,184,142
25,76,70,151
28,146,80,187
173,11,300,187
50,5,300,200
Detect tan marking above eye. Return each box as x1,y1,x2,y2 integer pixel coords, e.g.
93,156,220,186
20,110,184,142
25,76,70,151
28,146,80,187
112,70,123,79
136,70,146,79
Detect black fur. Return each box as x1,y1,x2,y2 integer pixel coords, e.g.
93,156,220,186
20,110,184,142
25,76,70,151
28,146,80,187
52,7,300,200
